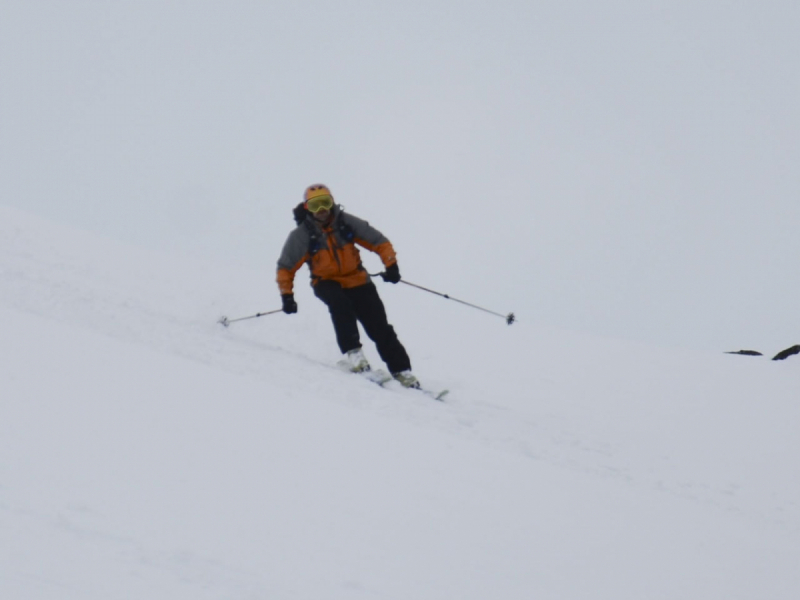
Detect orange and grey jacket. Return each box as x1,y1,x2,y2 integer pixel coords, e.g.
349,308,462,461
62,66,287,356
277,206,397,295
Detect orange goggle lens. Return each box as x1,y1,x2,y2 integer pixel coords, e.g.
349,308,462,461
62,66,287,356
306,195,334,213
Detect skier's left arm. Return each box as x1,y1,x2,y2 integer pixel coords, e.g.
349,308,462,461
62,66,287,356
345,214,397,268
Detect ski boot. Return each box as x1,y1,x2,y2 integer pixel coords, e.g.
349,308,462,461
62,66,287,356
392,370,421,389
343,348,371,373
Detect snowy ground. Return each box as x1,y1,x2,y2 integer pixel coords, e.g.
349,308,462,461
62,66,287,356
2,203,799,599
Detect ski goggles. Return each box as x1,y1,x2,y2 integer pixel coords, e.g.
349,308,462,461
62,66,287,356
306,194,334,213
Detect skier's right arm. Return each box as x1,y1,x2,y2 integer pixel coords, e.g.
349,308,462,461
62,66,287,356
276,228,310,296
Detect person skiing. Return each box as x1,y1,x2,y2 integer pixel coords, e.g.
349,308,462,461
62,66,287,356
276,183,420,388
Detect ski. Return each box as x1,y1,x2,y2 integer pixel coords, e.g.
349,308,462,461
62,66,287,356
415,387,449,402
335,360,393,386
395,379,449,402
362,369,394,386
336,360,448,401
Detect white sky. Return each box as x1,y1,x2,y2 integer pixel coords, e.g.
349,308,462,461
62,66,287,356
1,1,798,353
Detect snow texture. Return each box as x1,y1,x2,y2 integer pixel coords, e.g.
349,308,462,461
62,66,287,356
2,204,799,599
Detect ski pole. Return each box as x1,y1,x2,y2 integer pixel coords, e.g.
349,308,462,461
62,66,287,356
373,274,515,325
218,309,283,327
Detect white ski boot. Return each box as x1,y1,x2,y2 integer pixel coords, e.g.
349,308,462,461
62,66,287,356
343,348,371,373
392,370,421,389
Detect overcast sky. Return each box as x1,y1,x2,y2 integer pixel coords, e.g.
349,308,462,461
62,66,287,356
2,1,798,353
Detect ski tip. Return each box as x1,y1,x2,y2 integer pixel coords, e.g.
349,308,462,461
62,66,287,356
435,390,450,401
218,316,230,327
418,388,449,401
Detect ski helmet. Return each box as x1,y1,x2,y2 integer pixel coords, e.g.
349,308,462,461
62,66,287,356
304,184,334,213
304,184,332,202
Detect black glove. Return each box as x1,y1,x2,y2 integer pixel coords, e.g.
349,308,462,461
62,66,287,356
281,293,298,314
381,263,401,284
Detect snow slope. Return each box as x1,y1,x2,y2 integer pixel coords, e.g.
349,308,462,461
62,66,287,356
2,204,799,599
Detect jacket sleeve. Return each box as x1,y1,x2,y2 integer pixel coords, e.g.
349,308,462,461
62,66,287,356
276,228,310,295
344,213,397,267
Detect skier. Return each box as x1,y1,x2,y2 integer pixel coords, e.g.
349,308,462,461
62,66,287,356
277,184,420,388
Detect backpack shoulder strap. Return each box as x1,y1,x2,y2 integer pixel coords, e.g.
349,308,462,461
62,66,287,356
336,208,355,242
303,218,322,256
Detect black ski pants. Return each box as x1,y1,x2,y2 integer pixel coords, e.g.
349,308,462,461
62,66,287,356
314,279,411,374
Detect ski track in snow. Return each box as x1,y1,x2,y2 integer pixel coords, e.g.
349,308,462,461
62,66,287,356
2,204,798,537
